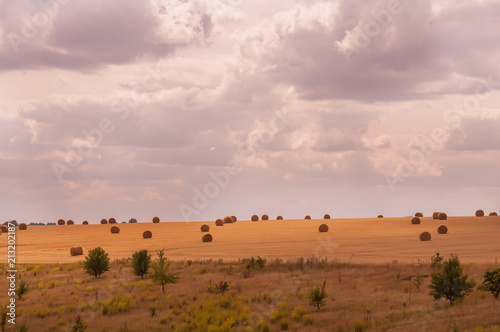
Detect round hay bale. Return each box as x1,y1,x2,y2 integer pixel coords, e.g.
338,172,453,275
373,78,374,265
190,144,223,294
101,219,108,224
438,213,447,220
419,231,431,241
324,214,331,219
152,216,160,223
0,226,8,232
437,225,448,234
475,210,484,217
67,220,74,225
262,215,269,220
70,246,83,256
109,218,117,224
377,215,384,218
58,219,65,225
432,212,440,219
143,230,152,239
224,216,233,223
19,223,27,230
201,224,210,232
110,226,120,234
276,216,283,220
202,233,213,243
231,216,237,223
82,221,89,225
411,217,421,225
305,215,311,220
318,224,329,232
215,219,224,226
415,212,423,217
489,212,498,216
251,215,259,221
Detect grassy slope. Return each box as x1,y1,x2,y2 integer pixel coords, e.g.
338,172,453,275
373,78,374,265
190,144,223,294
1,257,500,332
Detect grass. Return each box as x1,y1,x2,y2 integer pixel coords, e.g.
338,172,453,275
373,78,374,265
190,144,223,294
0,258,499,331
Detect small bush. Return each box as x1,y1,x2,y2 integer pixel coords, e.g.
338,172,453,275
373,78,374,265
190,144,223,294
303,315,313,326
309,280,327,310
83,247,110,278
131,250,151,279
279,318,289,330
291,306,304,321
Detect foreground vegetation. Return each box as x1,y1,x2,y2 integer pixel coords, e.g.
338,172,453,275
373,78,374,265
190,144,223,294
1,254,500,331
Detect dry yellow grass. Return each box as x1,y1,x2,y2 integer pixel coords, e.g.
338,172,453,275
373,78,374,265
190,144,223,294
3,216,500,265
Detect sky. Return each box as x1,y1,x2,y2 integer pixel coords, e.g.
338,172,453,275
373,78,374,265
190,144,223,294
1,0,499,224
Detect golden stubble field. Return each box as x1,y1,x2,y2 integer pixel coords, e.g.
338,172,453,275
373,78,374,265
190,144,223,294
3,216,499,265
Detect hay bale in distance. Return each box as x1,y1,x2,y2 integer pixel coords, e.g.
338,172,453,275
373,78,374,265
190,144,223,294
19,223,27,230
438,213,447,220
143,230,152,239
58,219,65,225
475,210,484,217
437,225,448,234
109,218,117,224
276,216,283,220
110,226,120,234
231,216,237,223
101,219,108,224
377,215,384,218
489,212,498,216
251,215,259,221
202,233,213,243
67,220,74,225
152,216,160,223
318,224,329,232
262,215,269,221
215,219,224,226
201,224,210,232
411,217,421,225
0,226,7,232
224,216,233,224
305,215,311,220
70,246,83,256
415,212,424,217
324,214,331,219
82,221,89,225
419,232,431,241
432,212,440,219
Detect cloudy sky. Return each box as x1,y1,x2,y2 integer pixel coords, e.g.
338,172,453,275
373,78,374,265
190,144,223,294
1,0,499,224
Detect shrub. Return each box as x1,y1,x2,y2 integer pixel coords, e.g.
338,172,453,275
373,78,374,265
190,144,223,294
129,218,137,223
478,267,500,299
256,256,266,269
151,249,180,293
131,250,151,279
309,280,327,310
83,247,110,278
69,315,87,332
16,279,30,300
303,315,313,326
431,253,443,268
279,318,289,330
291,306,304,321
429,255,475,305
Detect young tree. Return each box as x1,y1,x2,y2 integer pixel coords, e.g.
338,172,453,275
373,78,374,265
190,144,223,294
15,279,30,300
131,249,152,279
151,249,180,293
429,255,475,305
309,280,327,311
83,247,110,278
478,267,500,299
